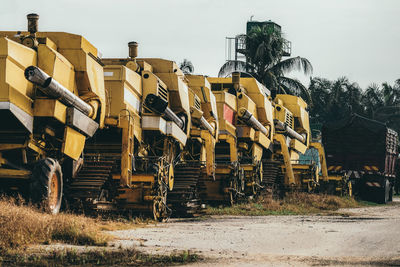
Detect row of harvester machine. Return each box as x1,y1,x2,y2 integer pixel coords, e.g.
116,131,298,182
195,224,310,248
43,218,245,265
68,42,219,220
0,14,348,221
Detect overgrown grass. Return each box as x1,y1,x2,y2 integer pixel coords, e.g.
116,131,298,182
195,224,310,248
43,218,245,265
0,249,200,266
0,197,201,266
0,198,110,252
207,192,361,216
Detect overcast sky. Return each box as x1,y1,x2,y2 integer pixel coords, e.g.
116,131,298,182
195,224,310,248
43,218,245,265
1,0,399,89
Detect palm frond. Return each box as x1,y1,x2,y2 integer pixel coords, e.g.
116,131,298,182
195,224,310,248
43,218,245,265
179,59,194,74
269,56,313,76
217,60,255,78
278,76,312,105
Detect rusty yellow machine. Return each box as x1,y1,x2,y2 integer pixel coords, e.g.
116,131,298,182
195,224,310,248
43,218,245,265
0,14,105,214
262,94,312,195
168,74,218,216
66,42,207,220
204,73,274,204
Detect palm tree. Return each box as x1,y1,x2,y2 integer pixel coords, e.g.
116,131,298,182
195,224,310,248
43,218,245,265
179,59,194,74
307,77,364,124
218,25,313,100
307,77,400,133
365,80,400,132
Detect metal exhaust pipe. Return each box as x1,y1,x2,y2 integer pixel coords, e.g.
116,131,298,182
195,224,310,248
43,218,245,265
239,108,269,136
27,13,39,35
274,120,306,143
25,66,93,116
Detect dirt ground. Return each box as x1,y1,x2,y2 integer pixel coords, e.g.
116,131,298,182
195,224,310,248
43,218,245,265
109,198,400,266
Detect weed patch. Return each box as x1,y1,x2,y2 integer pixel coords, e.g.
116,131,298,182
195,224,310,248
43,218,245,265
207,192,360,216
0,248,200,266
0,198,110,252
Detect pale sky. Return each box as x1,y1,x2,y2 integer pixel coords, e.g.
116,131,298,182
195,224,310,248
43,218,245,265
1,0,399,88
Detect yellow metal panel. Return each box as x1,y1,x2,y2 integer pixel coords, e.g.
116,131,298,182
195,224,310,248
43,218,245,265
242,165,254,171
40,37,57,50
38,44,77,95
5,78,34,116
327,175,343,181
237,126,256,140
131,174,155,183
226,134,238,162
125,67,142,96
0,168,30,179
275,94,310,147
104,65,142,97
207,77,230,85
252,143,263,162
141,70,168,104
201,130,216,177
140,58,183,77
136,59,153,72
274,134,295,186
0,37,37,68
5,59,34,98
34,99,67,123
41,32,98,57
255,131,271,150
223,92,237,111
290,139,307,154
276,94,307,109
62,127,86,160
238,93,257,116
0,38,36,116
156,72,190,115
215,168,232,174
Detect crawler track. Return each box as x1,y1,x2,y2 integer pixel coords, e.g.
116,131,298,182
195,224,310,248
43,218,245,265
261,159,284,198
168,161,204,217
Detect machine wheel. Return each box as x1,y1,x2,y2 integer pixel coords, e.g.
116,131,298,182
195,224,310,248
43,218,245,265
239,168,245,193
30,158,63,214
377,178,390,204
229,176,239,206
389,183,394,202
152,182,170,222
251,163,262,196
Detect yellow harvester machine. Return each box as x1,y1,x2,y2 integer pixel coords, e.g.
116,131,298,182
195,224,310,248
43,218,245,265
262,94,312,195
168,74,218,216
203,73,274,204
66,43,196,220
0,14,105,213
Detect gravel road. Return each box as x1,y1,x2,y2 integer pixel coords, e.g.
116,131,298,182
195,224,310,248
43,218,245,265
109,199,400,266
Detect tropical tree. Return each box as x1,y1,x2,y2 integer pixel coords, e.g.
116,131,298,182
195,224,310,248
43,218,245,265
307,77,400,133
364,80,400,132
179,59,194,74
218,25,313,100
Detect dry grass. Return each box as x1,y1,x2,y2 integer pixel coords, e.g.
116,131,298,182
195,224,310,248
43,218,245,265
0,197,111,252
0,197,201,265
1,249,200,266
207,192,360,216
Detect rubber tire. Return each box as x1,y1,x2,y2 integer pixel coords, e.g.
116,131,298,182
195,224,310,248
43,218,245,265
30,158,63,214
389,183,394,202
377,178,390,204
